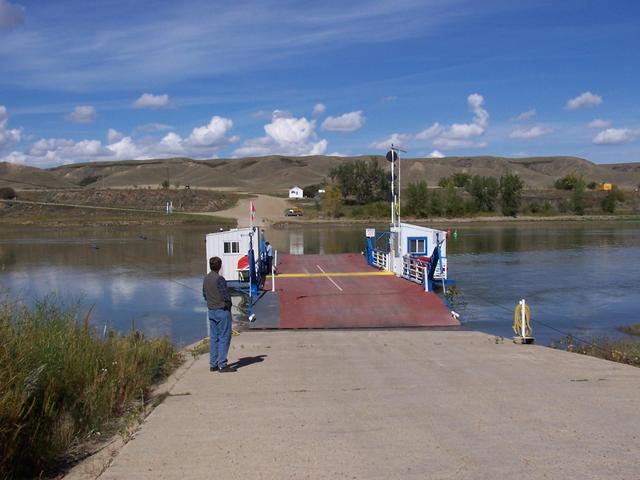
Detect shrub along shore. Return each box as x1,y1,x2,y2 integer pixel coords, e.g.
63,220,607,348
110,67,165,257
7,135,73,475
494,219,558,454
552,334,640,368
0,297,182,478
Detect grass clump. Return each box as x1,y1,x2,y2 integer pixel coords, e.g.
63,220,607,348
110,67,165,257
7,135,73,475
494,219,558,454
619,323,640,336
552,335,640,368
0,297,182,478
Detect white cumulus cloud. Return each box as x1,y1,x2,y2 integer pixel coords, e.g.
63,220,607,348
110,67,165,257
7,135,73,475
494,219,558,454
369,133,411,150
509,126,552,140
24,137,107,165
566,91,602,110
2,113,238,166
0,0,24,33
65,105,96,124
415,123,443,140
107,128,123,144
428,94,490,150
0,105,22,153
233,111,327,157
106,136,142,159
588,119,611,129
312,103,326,116
187,116,235,147
428,150,445,158
592,128,640,145
133,93,171,109
515,109,536,121
321,111,365,132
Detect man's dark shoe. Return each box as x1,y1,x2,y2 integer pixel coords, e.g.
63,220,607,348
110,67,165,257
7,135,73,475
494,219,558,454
218,366,237,373
210,366,219,372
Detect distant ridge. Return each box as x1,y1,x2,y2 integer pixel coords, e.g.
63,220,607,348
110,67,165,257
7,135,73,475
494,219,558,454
0,162,77,189
3,155,638,191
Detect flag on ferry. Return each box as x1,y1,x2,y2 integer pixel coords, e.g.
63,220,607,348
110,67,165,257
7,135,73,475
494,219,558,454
250,201,256,223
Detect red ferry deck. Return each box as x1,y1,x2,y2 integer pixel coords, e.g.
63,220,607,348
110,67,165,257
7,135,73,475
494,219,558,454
251,253,459,329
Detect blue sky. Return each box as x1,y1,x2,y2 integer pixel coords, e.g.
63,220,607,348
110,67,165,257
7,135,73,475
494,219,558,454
0,0,639,167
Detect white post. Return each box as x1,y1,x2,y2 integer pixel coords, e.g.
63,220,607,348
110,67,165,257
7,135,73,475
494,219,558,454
166,201,169,214
398,149,401,226
424,266,429,292
274,249,278,268
271,262,276,292
391,151,395,228
520,299,526,337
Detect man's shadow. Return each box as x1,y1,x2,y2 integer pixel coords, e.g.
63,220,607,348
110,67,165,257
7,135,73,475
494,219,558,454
229,355,267,370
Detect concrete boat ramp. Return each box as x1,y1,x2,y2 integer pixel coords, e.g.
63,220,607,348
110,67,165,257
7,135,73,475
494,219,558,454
69,330,640,480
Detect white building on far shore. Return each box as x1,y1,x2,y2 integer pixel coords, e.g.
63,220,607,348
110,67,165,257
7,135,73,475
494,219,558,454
289,186,303,199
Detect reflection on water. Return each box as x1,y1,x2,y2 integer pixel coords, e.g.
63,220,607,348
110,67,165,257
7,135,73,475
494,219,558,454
1,221,639,346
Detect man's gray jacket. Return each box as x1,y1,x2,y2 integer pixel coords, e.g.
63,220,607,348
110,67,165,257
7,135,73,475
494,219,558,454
203,270,231,310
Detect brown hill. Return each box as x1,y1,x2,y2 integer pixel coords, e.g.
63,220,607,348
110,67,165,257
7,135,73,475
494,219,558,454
0,162,76,189
45,155,640,192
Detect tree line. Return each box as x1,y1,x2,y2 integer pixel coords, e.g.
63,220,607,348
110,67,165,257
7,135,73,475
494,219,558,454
405,173,524,217
322,160,630,218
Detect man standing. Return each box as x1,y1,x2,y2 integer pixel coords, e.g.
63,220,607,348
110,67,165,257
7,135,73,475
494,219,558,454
265,241,274,275
203,256,237,373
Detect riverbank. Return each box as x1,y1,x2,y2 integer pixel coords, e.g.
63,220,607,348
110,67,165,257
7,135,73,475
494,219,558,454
77,330,640,479
272,213,640,228
0,199,236,227
0,299,182,478
0,188,241,227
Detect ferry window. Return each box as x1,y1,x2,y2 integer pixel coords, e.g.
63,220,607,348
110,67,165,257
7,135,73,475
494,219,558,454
408,238,426,254
223,241,240,254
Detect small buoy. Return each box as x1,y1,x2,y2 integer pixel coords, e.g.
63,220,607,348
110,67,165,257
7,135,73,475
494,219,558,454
453,229,459,240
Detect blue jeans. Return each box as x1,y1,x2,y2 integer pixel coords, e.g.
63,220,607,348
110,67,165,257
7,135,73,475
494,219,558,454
209,308,232,369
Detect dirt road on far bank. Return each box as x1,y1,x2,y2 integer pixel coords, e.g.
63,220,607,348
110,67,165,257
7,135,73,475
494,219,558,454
212,194,291,227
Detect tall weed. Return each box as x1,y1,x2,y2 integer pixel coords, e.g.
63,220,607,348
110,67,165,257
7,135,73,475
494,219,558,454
0,297,181,478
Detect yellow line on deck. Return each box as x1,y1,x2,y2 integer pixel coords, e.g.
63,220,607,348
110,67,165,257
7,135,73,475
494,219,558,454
276,271,393,278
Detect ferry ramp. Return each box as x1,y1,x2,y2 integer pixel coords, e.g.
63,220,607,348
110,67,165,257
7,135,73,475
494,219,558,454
251,253,458,329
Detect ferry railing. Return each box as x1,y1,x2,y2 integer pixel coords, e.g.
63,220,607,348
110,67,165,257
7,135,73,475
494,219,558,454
402,255,429,285
432,257,447,280
371,248,388,270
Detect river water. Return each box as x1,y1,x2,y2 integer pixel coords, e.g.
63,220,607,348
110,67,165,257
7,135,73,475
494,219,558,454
1,221,638,346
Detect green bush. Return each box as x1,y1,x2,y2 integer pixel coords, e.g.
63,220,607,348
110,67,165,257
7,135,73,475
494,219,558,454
438,173,472,189
322,184,343,218
0,298,181,478
465,175,499,212
0,187,17,199
405,180,430,217
572,177,586,215
499,173,524,217
78,176,100,187
329,159,389,204
552,335,640,368
554,174,580,190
